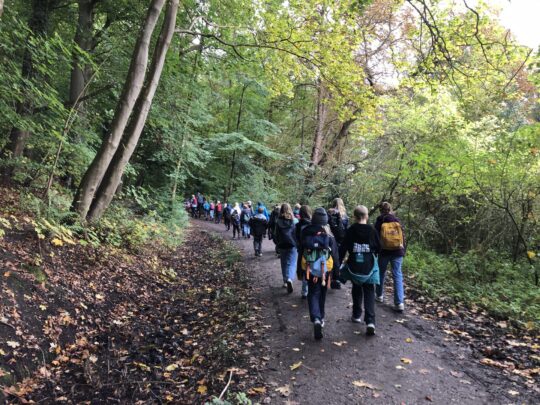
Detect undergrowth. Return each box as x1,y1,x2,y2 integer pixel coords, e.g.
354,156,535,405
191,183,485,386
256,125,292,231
406,245,540,329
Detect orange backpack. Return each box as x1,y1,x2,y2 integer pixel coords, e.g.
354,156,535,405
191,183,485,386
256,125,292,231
380,221,403,250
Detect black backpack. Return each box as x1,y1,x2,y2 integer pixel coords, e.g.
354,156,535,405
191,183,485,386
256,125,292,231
329,212,346,242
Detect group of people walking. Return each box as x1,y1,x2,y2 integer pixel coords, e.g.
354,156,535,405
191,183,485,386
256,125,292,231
187,193,406,341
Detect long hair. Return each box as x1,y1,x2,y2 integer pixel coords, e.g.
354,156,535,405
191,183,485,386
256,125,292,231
299,205,312,220
332,197,347,217
280,203,294,220
380,201,393,215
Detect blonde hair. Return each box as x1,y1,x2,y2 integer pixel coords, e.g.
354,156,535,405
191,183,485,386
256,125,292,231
332,198,347,217
280,203,294,220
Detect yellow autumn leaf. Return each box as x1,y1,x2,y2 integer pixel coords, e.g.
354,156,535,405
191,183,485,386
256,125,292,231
401,357,412,364
197,385,207,394
39,304,47,311
290,361,302,371
352,380,378,390
527,251,536,259
405,337,413,343
51,238,63,247
165,363,179,371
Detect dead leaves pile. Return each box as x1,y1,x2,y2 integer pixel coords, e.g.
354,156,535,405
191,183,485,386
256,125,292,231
0,207,265,404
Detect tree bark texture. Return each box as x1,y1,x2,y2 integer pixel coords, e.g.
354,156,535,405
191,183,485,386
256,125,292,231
69,0,97,109
73,0,166,220
87,0,179,221
310,83,328,168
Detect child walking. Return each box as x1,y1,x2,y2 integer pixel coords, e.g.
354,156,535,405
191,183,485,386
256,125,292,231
339,205,381,336
249,207,268,256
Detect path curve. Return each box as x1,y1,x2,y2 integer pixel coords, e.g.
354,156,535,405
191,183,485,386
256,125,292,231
199,220,535,405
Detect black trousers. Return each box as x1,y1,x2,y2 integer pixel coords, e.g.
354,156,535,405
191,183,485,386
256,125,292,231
253,235,263,254
352,283,376,325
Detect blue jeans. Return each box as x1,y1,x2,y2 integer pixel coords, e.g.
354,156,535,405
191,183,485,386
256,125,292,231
242,223,250,236
376,255,404,305
302,277,308,297
280,248,297,283
308,277,327,322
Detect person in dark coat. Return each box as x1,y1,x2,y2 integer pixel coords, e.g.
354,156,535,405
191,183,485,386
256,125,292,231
295,205,312,299
249,207,268,257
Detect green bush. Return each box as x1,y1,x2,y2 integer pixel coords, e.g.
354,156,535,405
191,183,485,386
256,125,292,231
406,245,540,328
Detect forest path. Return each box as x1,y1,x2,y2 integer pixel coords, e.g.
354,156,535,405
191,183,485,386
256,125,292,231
199,220,528,405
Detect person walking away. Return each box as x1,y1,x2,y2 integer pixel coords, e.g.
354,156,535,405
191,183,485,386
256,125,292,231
268,204,281,255
328,198,349,289
190,195,198,218
295,205,312,299
249,207,268,256
293,203,301,220
223,203,232,231
216,201,223,224
299,207,340,340
374,202,406,312
231,208,241,239
339,205,381,335
256,201,270,220
197,193,204,218
203,199,210,221
275,203,299,293
241,203,252,239
209,201,215,221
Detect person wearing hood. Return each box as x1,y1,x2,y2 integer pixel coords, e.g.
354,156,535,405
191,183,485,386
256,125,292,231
268,204,281,255
295,205,312,299
299,207,340,340
231,203,242,239
256,201,270,220
339,205,381,336
241,202,252,239
223,203,232,231
275,203,298,293
374,202,406,312
249,207,268,256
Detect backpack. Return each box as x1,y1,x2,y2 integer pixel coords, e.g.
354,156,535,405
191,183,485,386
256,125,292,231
301,230,333,286
329,212,346,242
380,220,403,250
242,210,251,223
203,202,210,211
231,211,240,224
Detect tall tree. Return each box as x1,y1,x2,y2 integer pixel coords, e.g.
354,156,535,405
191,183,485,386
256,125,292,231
87,0,179,221
72,0,166,219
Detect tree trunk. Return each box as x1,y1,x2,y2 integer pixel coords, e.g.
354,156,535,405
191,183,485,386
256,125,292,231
309,82,328,168
87,0,179,221
1,0,51,179
0,0,4,18
72,0,166,220
69,0,96,109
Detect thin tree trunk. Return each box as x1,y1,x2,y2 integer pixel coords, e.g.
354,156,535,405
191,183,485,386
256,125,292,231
1,0,51,179
310,82,328,168
72,0,166,220
225,83,247,201
69,0,96,109
87,0,179,221
0,0,4,18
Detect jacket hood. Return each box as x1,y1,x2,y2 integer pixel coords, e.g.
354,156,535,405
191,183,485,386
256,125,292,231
378,213,400,223
349,223,375,239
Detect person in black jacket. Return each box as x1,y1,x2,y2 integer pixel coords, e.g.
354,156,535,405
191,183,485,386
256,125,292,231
249,207,268,257
275,203,298,293
340,205,381,336
299,207,340,340
268,204,281,255
295,205,312,299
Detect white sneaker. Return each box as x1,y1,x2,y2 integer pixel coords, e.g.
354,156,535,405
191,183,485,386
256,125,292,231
321,319,325,328
395,303,405,312
286,279,293,294
282,282,288,289
351,316,362,323
314,319,323,340
375,295,384,303
366,323,376,336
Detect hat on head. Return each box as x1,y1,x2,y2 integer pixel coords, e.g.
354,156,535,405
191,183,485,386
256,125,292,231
311,207,328,226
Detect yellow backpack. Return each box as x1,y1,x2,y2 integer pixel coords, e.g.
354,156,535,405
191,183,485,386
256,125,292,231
381,221,403,250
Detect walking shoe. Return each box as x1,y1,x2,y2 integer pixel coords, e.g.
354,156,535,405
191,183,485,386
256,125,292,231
395,303,405,312
321,319,325,328
351,316,362,323
375,295,384,303
314,319,323,340
366,323,376,336
282,282,288,289
301,294,307,300
286,279,293,294
258,253,263,257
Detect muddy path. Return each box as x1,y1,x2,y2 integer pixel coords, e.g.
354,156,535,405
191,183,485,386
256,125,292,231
199,220,537,405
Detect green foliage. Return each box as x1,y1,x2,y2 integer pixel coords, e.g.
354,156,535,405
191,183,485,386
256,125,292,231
406,245,540,328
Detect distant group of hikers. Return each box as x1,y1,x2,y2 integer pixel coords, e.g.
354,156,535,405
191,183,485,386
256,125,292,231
186,193,406,340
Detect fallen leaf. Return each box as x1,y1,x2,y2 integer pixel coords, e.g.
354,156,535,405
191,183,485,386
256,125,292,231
276,385,291,397
6,341,19,348
197,385,207,394
352,380,378,390
248,387,266,395
292,348,300,352
332,341,347,347
290,361,302,371
51,238,63,246
405,337,413,343
401,357,412,364
39,304,47,311
508,390,519,396
165,363,179,371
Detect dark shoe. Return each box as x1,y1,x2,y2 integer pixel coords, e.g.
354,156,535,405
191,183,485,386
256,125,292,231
330,280,342,289
314,319,323,340
366,323,376,336
301,294,307,300
286,279,293,294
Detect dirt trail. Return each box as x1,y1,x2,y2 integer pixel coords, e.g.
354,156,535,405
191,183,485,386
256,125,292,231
200,221,537,405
